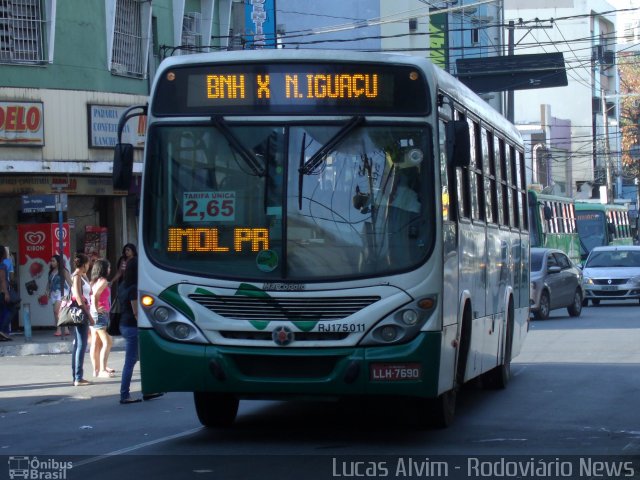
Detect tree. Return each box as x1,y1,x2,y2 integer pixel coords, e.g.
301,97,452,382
618,53,640,179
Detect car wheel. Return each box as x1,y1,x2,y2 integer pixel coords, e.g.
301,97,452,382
591,299,601,306
567,288,583,317
534,290,550,320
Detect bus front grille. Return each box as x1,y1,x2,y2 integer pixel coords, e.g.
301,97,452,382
188,294,380,321
219,331,349,341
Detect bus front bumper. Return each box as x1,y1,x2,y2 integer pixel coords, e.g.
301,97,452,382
138,329,442,399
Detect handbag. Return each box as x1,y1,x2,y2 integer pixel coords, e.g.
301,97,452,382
9,285,20,306
107,294,121,336
57,293,88,327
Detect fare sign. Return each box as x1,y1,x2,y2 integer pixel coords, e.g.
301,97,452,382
183,191,236,222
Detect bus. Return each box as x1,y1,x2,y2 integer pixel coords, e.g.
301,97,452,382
113,50,529,428
575,201,633,261
527,190,581,265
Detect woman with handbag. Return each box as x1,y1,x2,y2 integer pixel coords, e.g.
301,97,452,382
46,255,73,337
70,253,94,386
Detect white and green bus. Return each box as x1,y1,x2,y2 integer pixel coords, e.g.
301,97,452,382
113,50,529,428
575,201,633,261
527,190,581,265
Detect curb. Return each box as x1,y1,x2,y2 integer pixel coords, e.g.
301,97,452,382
0,337,125,357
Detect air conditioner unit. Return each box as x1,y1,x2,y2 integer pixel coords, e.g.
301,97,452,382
592,97,602,114
602,50,615,66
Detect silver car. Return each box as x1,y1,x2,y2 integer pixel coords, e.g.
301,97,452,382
530,248,584,320
582,246,640,306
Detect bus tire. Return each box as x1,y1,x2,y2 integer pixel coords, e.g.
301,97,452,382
194,392,239,428
483,299,514,389
428,390,457,429
455,304,472,387
534,290,550,320
567,289,583,317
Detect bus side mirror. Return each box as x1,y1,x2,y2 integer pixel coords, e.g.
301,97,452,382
446,120,471,168
543,205,553,221
113,143,134,191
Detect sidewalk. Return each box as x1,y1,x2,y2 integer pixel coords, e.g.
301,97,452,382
0,328,124,357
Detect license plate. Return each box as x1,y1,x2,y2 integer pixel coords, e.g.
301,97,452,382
370,363,422,381
600,285,618,291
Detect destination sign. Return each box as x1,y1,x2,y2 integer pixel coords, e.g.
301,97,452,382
152,63,430,116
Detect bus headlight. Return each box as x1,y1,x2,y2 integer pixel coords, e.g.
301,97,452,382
154,307,171,323
401,309,419,326
172,323,192,340
380,325,398,342
359,296,436,346
139,291,208,344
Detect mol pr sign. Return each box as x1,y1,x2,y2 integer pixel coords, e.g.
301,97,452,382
0,101,44,146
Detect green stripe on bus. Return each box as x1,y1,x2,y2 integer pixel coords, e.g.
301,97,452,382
159,285,195,321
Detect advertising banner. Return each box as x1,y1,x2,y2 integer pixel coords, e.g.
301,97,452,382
18,223,71,327
84,226,107,261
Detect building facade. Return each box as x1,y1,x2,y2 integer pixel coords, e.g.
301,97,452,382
505,0,619,200
0,0,228,326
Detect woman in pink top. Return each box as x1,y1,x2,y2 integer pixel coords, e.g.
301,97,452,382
90,259,114,378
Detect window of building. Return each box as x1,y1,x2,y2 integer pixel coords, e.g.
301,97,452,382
0,0,53,64
109,0,151,78
181,11,202,54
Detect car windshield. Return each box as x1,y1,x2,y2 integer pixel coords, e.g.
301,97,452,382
585,250,640,268
143,122,434,281
530,251,544,272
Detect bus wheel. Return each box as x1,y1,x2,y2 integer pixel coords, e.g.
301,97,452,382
484,303,514,389
534,290,550,320
194,392,239,428
429,390,457,429
567,289,583,317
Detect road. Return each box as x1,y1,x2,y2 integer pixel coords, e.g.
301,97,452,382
1,301,639,479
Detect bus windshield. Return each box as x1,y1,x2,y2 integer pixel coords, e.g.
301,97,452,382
576,210,606,253
143,122,433,281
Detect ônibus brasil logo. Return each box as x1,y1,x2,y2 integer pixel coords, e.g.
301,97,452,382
8,456,72,479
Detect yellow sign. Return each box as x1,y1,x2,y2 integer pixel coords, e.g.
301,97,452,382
168,227,269,253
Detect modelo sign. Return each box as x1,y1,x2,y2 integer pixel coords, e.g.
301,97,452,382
0,101,44,146
18,223,71,327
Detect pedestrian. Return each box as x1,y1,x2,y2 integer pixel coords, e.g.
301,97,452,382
118,257,162,404
45,255,73,337
2,246,14,284
0,245,12,342
89,258,115,378
70,253,93,386
118,257,140,403
111,243,137,290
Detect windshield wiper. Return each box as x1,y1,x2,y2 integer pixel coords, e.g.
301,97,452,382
212,116,266,177
298,116,365,175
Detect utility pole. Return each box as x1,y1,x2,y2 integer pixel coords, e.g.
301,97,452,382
602,90,612,204
506,21,514,123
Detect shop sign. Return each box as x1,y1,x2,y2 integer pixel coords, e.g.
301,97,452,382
88,104,146,149
0,101,45,146
0,175,129,196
